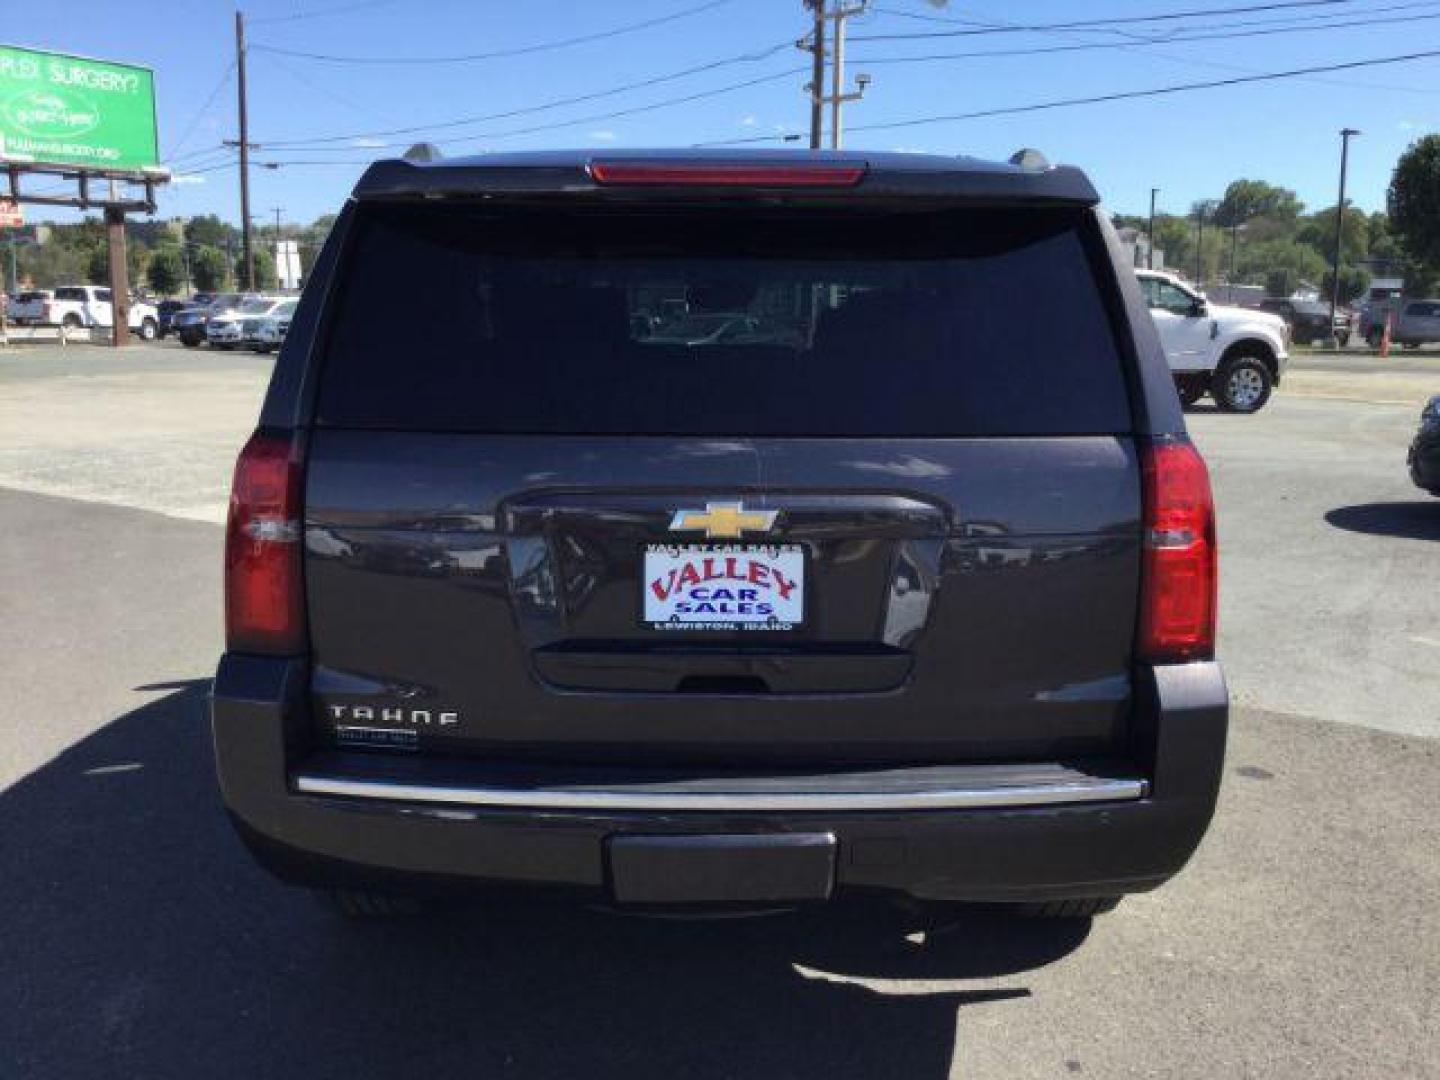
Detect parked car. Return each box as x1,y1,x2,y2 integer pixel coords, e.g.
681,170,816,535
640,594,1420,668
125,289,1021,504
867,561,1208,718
5,289,53,323
173,292,261,347
1365,298,1440,348
5,284,159,339
209,296,287,349
156,299,188,339
1136,269,1289,412
249,298,298,353
1259,297,1350,346
1409,395,1440,496
213,149,1226,921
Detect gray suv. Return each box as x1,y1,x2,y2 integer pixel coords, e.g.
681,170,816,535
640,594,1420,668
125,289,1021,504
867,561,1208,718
212,150,1227,920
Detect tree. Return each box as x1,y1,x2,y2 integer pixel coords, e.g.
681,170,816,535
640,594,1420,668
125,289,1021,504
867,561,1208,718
147,249,184,295
1388,134,1440,271
248,247,277,290
230,246,277,290
1321,265,1370,306
185,214,233,250
1212,179,1303,228
86,246,110,285
1235,239,1327,298
191,245,230,292
1295,205,1369,266
127,240,150,291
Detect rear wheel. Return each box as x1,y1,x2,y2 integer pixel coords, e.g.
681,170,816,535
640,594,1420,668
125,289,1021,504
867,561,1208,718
61,313,82,331
1014,896,1121,919
1211,354,1273,413
1175,375,1207,408
138,317,158,341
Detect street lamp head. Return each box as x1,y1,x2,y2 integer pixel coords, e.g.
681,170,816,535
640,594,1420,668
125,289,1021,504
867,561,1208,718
1342,127,1361,137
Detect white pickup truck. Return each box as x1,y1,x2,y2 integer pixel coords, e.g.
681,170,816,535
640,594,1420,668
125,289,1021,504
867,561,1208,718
1136,269,1289,413
7,285,159,340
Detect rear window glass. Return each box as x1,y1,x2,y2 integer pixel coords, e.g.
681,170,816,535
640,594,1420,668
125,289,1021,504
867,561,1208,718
55,287,87,301
317,204,1131,436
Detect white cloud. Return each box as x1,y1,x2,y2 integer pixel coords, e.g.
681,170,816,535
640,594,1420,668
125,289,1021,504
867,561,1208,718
589,130,617,141
351,137,387,148
171,174,207,185
739,114,757,127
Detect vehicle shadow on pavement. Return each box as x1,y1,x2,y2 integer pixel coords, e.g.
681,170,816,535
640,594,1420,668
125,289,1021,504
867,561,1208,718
1324,501,1440,541
4,685,1091,1080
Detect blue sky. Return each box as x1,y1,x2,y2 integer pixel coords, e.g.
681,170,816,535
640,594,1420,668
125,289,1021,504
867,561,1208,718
10,0,1440,226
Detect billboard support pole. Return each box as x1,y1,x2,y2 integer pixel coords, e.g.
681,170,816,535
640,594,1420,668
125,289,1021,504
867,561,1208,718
106,181,130,347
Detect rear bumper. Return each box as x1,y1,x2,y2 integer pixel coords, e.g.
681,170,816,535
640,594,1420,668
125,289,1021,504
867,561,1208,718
212,657,1227,905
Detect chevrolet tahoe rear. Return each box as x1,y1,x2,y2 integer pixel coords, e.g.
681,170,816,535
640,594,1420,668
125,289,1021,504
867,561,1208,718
212,150,1227,919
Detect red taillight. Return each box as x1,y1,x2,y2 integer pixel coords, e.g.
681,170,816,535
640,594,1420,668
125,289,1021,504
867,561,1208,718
1139,438,1217,663
225,430,306,655
588,161,867,187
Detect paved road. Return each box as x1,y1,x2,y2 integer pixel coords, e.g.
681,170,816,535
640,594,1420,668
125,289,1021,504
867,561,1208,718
2,343,1437,1078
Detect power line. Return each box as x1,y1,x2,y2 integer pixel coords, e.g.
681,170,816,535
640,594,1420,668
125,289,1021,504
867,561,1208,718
849,0,1359,41
258,39,796,149
411,66,806,150
164,62,236,161
696,46,1440,144
252,0,736,64
861,0,1440,97
851,7,1440,67
249,0,398,25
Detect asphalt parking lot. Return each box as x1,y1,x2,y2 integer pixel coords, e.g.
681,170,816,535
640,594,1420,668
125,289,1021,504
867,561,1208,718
2,341,1437,1079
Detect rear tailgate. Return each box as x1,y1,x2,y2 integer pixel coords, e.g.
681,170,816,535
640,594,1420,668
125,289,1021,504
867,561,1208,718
302,197,1140,767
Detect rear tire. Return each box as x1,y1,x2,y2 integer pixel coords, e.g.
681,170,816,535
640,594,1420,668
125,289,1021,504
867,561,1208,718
323,888,425,919
1211,354,1273,413
1014,896,1121,919
138,317,158,341
1175,375,1207,408
61,313,82,331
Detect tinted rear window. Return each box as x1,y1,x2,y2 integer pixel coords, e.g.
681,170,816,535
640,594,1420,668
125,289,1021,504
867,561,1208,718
55,287,87,301
317,204,1130,436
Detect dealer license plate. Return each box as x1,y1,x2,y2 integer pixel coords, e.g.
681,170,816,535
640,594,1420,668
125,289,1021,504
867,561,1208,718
642,544,804,631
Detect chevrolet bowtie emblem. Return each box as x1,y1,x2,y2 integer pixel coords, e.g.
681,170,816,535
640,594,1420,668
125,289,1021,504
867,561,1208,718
668,501,779,540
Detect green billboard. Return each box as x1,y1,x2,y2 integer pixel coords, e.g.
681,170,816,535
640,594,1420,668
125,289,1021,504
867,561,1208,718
0,44,158,172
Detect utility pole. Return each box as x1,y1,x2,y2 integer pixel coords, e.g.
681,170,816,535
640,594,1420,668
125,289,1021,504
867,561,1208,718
271,206,283,245
1148,187,1159,270
827,3,869,149
803,1,826,149
1330,128,1360,345
235,10,255,291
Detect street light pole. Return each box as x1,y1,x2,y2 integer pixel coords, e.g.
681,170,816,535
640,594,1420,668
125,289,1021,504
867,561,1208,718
1194,204,1205,285
1330,127,1360,345
1148,187,1158,270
